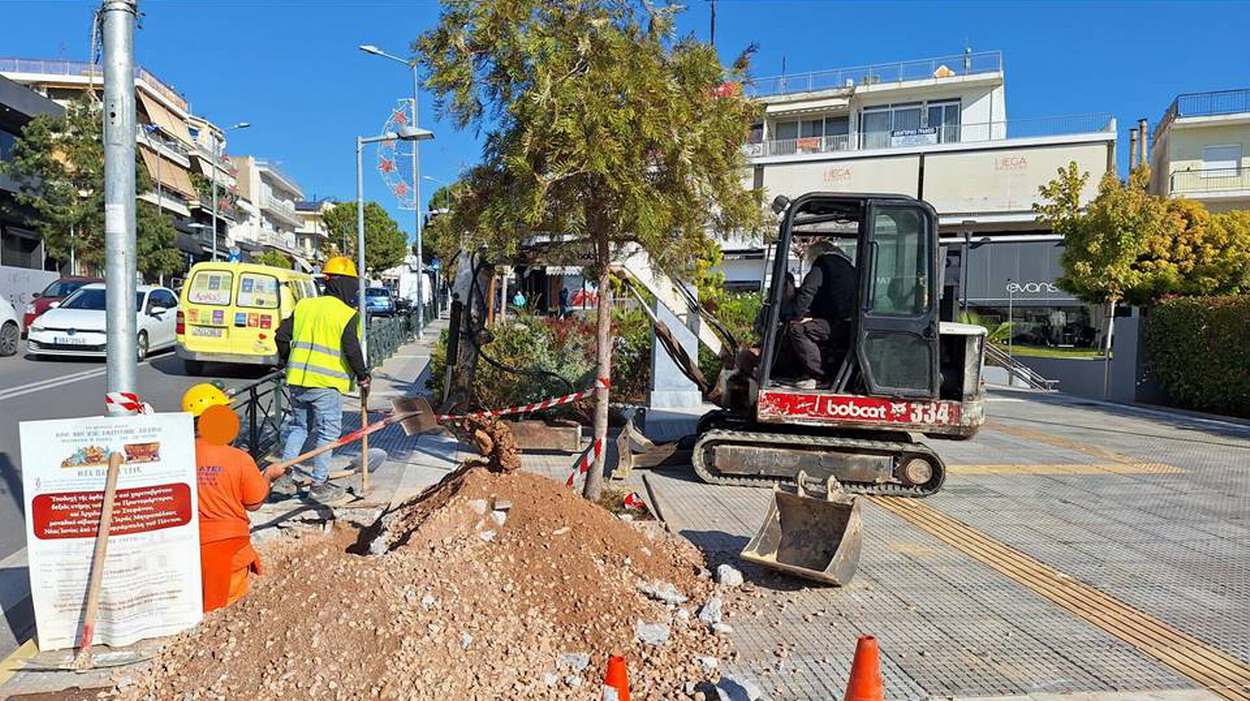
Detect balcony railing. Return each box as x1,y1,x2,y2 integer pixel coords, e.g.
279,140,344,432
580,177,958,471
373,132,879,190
255,159,302,196
262,195,302,226
1155,88,1250,141
746,113,1114,158
747,51,1002,98
0,57,189,112
1169,167,1250,194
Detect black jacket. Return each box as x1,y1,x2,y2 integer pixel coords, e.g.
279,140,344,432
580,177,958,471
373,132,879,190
275,276,369,381
792,252,856,322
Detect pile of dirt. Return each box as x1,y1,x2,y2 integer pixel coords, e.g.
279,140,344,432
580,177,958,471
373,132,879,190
113,467,736,701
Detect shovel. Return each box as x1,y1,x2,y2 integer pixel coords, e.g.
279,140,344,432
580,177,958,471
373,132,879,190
266,395,441,475
739,470,863,586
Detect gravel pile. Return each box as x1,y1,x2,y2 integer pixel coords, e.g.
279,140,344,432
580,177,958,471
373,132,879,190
113,466,737,701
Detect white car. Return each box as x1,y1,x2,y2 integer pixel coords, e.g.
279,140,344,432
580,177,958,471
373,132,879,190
27,283,179,360
0,294,20,357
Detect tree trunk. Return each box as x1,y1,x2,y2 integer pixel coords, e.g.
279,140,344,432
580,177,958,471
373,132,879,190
1101,298,1116,400
441,255,493,413
583,252,613,502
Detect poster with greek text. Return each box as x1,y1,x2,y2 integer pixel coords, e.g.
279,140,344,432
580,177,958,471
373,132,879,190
20,412,202,650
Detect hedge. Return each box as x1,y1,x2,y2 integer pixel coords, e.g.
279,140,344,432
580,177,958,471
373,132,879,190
1143,295,1250,417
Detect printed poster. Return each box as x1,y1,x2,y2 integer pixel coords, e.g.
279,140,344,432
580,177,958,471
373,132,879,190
20,413,202,650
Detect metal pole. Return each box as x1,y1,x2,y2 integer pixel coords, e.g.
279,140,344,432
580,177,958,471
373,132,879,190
102,0,139,396
411,65,425,339
211,132,219,261
356,136,369,363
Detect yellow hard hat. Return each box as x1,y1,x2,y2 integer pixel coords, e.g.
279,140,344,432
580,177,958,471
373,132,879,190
323,256,358,278
181,383,230,418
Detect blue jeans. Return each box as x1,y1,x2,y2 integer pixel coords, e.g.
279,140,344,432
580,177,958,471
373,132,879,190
280,386,343,484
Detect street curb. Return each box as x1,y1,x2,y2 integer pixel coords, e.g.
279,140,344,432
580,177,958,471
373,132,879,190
0,639,37,686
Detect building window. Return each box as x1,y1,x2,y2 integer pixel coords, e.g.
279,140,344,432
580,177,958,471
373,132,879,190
927,99,961,143
0,128,18,162
1202,144,1241,177
860,100,960,148
773,115,850,153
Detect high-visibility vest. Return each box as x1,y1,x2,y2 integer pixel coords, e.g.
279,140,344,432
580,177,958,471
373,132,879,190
285,296,358,392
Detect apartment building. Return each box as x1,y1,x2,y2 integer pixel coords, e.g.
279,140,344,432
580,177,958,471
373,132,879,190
230,156,309,269
294,198,336,263
0,74,63,302
730,50,1118,349
1149,88,1250,212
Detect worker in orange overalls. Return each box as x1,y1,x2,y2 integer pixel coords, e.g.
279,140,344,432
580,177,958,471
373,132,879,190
182,384,286,612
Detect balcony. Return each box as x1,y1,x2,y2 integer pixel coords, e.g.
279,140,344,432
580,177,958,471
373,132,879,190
0,57,190,112
262,195,303,227
1169,167,1250,196
1156,88,1250,140
745,113,1114,159
256,160,303,199
746,51,1002,98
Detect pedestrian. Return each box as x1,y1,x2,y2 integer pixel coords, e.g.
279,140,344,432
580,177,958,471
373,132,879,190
275,255,370,506
182,384,286,612
558,286,570,318
512,289,526,309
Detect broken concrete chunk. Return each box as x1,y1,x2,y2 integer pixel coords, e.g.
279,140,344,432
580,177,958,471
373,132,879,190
634,620,671,645
618,513,634,522
712,622,734,635
479,530,497,542
556,653,590,673
552,526,571,536
563,675,582,688
676,608,691,621
493,498,513,511
420,594,437,610
490,510,508,526
638,579,689,605
716,564,745,587
466,499,489,515
460,633,473,650
698,596,723,626
696,655,719,671
543,672,559,687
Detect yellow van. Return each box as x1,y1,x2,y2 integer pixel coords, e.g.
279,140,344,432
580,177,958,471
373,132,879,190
176,262,318,374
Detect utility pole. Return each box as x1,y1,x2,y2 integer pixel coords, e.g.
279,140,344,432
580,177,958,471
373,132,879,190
410,72,425,339
707,0,717,47
101,0,139,397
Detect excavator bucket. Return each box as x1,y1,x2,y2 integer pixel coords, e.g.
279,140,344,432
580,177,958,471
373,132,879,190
740,471,863,586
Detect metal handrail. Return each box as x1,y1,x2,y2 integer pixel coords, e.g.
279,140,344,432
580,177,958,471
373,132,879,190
0,57,190,112
984,344,1059,391
1169,166,1250,193
747,51,1003,97
1155,88,1250,141
229,370,289,461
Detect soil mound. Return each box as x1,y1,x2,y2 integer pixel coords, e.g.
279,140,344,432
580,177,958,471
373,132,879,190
114,467,733,701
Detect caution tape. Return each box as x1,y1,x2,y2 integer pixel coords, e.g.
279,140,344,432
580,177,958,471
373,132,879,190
565,437,604,488
437,377,610,422
104,392,153,416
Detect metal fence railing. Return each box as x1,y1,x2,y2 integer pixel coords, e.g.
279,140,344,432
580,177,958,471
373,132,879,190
1156,88,1250,141
746,51,1003,98
367,312,418,369
1169,167,1250,194
230,370,289,462
0,57,190,112
745,113,1114,158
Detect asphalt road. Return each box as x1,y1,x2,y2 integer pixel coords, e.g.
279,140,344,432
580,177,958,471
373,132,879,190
0,341,274,561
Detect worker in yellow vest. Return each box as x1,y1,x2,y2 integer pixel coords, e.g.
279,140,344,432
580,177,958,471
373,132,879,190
274,256,370,506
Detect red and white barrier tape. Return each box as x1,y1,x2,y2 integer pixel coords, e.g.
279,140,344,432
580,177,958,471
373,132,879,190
565,437,604,488
437,377,610,422
104,392,153,416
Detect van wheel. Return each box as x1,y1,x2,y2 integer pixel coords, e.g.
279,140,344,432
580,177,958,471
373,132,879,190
183,359,206,376
0,322,18,357
136,332,149,361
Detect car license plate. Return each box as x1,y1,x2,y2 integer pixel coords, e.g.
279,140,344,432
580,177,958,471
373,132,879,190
191,326,223,338
54,336,88,345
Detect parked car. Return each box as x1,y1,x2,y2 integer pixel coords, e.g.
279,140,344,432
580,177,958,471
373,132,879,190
176,262,318,374
0,294,20,357
365,287,396,317
23,277,104,332
26,283,179,361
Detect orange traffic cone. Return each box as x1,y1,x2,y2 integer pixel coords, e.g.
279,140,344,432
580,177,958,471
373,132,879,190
844,635,885,701
603,655,630,701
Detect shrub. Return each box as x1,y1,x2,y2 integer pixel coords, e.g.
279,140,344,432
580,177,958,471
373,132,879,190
699,291,762,381
1144,295,1250,417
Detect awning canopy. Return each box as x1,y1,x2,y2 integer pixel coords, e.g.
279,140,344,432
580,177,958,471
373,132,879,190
765,96,850,116
137,91,194,146
140,146,196,198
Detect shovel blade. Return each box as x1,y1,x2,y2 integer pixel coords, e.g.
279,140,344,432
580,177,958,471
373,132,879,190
740,482,863,586
391,396,440,436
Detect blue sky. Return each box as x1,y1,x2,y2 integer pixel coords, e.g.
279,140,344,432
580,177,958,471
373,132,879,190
4,0,1249,241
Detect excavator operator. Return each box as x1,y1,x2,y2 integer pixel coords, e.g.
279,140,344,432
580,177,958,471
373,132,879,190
787,249,855,389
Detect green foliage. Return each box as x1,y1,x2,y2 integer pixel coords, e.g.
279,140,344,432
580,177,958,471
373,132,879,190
958,311,1012,345
1036,163,1250,306
698,291,761,380
1144,295,1250,417
2,97,179,279
322,201,409,273
416,0,767,275
255,250,293,269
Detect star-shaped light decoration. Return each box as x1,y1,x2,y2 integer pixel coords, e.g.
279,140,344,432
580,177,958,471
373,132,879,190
392,109,407,126
394,182,409,197
379,158,396,174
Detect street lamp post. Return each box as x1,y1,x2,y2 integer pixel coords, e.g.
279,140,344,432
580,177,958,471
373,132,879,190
356,126,434,364
360,44,431,337
210,122,250,261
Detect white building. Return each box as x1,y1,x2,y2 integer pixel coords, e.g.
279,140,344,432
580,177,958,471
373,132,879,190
1149,88,1250,212
728,49,1118,349
294,198,336,265
230,156,309,269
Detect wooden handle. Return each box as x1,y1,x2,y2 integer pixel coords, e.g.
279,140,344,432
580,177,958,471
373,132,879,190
360,386,370,497
77,452,123,658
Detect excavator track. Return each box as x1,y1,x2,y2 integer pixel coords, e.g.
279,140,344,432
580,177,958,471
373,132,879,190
692,428,946,497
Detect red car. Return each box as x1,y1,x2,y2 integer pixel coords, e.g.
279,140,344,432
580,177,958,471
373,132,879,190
23,277,103,332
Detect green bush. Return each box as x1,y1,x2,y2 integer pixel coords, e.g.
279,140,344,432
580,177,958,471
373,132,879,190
1144,295,1250,417
699,291,762,381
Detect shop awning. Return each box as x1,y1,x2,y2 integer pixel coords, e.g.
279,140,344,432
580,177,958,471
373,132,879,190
137,92,194,146
140,146,196,198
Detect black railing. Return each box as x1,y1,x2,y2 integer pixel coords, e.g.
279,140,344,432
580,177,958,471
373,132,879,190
230,370,289,462
367,312,417,369
1156,88,1250,141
